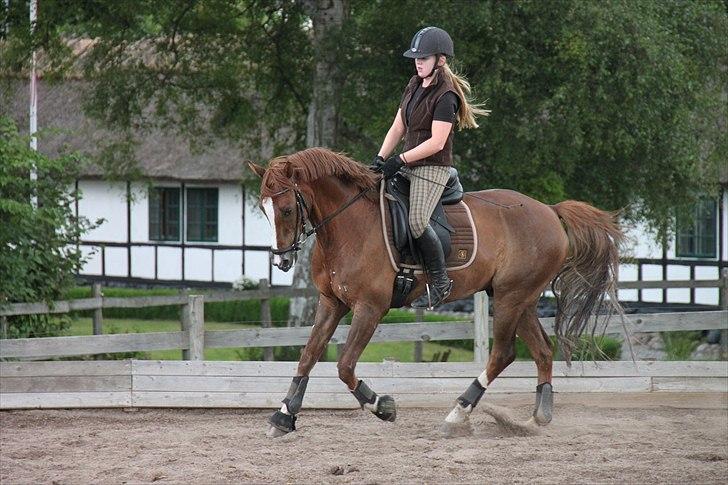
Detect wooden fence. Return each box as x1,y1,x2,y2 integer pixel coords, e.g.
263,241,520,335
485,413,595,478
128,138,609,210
0,271,726,409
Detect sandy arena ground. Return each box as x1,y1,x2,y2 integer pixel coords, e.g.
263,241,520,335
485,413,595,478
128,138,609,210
1,393,727,484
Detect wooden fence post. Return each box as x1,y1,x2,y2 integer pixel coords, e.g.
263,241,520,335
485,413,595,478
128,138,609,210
0,316,7,339
92,282,103,336
720,268,728,360
414,308,424,362
259,279,274,361
473,291,489,364
181,295,204,361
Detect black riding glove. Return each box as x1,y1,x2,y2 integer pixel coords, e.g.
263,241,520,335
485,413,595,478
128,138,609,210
381,155,404,179
370,155,385,172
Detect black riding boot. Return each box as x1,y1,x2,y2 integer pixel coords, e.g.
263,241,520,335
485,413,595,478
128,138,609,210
411,226,453,309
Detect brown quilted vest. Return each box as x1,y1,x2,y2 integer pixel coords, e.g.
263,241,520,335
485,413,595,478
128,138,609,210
399,71,457,167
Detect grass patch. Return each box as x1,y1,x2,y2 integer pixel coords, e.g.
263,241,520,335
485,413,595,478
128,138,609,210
662,331,700,360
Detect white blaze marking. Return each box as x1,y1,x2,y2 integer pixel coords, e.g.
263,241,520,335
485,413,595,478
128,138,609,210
262,197,282,265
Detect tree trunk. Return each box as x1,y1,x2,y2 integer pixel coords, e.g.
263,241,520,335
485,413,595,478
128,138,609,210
288,0,349,327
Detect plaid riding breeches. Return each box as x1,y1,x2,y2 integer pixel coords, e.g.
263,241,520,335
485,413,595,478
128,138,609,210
400,165,451,238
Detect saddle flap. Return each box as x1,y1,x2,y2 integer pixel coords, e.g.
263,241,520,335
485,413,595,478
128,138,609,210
381,180,476,272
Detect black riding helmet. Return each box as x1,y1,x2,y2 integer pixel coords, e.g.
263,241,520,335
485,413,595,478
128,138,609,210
403,26,454,59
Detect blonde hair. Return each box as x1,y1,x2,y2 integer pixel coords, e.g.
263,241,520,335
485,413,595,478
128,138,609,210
439,62,490,130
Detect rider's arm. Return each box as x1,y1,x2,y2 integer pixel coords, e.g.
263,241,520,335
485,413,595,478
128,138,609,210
377,109,406,158
399,120,452,164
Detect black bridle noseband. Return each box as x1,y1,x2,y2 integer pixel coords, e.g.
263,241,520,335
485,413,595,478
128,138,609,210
268,184,373,258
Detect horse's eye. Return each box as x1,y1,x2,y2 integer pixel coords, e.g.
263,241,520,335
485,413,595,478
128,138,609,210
283,208,293,217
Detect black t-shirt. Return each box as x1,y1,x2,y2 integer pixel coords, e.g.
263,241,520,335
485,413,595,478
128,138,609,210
406,84,460,125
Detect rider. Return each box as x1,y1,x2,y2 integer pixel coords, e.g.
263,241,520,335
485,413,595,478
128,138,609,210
374,26,488,309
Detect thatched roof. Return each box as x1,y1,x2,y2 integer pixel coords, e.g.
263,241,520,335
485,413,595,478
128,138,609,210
1,79,266,182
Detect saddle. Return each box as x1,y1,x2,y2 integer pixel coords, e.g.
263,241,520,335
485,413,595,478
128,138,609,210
379,168,478,307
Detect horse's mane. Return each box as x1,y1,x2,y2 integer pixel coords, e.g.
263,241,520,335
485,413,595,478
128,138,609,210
260,147,378,201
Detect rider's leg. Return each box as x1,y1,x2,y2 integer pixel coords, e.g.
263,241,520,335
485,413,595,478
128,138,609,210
404,165,452,308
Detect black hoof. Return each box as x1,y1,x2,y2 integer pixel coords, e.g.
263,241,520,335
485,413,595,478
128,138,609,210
269,410,296,434
374,395,397,422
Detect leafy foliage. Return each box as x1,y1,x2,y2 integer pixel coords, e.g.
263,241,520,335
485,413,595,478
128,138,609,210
0,117,96,338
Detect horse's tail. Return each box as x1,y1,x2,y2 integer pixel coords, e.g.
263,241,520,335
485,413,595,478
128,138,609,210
549,200,625,364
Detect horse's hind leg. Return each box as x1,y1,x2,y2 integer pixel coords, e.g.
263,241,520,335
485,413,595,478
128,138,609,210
337,302,396,422
517,307,554,425
443,295,522,435
267,294,349,437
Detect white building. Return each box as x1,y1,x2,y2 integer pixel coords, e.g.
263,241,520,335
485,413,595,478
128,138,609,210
618,194,727,305
3,80,726,302
4,80,292,287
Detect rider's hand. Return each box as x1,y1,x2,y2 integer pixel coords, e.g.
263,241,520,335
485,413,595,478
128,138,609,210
369,155,385,172
381,155,404,179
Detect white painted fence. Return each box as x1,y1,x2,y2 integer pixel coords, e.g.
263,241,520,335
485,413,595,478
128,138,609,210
0,273,726,409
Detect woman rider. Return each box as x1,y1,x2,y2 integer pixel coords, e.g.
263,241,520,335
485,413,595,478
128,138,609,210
374,26,489,309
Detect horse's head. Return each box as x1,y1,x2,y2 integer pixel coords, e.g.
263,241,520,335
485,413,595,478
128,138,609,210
248,161,304,272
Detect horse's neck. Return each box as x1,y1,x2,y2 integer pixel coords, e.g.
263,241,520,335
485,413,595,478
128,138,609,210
308,177,376,251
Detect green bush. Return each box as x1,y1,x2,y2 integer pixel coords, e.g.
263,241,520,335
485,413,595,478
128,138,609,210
1,117,96,339
662,331,700,360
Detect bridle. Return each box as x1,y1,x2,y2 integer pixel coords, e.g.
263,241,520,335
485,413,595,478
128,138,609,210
267,184,374,258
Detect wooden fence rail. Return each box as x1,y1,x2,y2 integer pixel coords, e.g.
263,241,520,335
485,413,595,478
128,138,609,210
1,360,726,410
1,309,726,360
1,270,726,362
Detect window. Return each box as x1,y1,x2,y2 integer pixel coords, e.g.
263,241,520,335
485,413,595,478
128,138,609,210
149,187,180,241
186,187,218,242
676,198,717,259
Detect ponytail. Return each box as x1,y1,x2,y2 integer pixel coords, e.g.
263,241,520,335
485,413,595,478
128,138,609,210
439,63,490,130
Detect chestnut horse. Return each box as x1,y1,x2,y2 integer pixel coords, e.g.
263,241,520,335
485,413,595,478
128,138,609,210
248,147,623,437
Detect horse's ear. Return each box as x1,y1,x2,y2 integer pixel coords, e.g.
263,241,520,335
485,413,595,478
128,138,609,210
247,161,266,179
284,162,297,180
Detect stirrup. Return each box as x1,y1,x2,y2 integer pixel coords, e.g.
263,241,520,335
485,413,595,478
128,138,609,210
412,280,452,309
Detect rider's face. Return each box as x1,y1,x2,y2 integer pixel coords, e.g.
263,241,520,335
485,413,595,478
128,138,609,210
415,55,443,78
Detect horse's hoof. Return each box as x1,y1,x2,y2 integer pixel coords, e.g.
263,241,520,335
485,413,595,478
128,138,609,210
268,410,296,437
266,425,290,438
374,395,396,422
441,419,473,438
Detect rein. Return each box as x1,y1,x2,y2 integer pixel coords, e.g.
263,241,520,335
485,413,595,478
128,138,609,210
269,185,374,256
404,170,524,209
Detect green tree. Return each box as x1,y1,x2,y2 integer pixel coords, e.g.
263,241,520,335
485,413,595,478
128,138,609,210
0,116,97,338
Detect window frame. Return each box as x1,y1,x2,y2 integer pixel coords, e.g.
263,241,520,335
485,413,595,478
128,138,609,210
185,186,219,243
148,186,181,242
675,197,718,259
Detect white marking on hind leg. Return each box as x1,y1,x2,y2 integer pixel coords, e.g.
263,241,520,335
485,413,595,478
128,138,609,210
445,370,488,423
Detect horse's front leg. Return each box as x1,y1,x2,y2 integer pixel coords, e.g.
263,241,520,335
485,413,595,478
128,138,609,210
267,294,349,437
337,302,396,422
